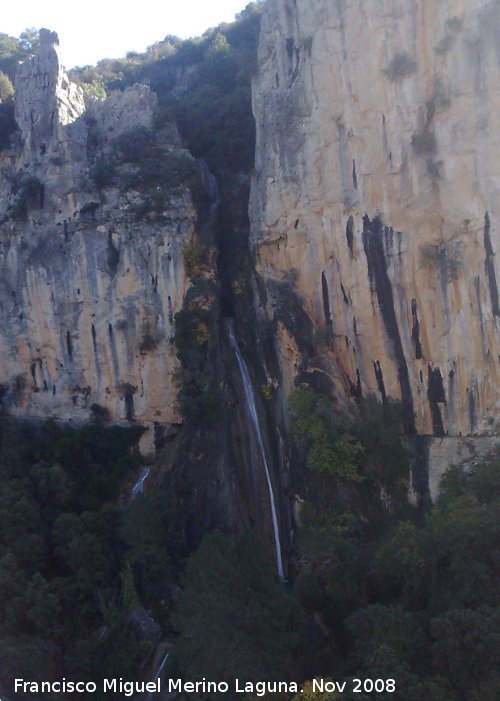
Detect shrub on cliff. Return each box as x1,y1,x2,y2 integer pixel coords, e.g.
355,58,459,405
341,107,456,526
289,388,364,481
0,70,14,101
173,307,220,424
10,176,44,220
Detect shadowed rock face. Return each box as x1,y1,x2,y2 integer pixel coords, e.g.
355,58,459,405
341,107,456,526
250,0,500,444
0,31,197,452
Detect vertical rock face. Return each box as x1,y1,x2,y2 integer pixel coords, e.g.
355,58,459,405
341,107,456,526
0,32,198,451
250,0,500,439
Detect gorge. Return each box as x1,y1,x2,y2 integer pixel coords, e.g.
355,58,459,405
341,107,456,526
0,1,499,699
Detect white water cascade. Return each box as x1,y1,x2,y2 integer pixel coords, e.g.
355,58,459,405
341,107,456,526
198,159,220,219
227,320,284,579
146,650,169,700
129,466,151,502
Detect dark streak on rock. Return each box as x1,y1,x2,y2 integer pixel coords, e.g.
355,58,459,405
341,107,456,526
348,368,362,399
467,387,477,433
474,275,487,352
107,231,120,275
484,211,499,316
321,271,333,328
340,283,349,304
411,298,423,359
427,366,445,436
373,360,387,404
352,159,358,190
448,369,455,419
268,279,315,356
91,323,97,354
346,216,354,255
125,393,134,421
363,214,415,432
320,271,334,346
66,331,73,361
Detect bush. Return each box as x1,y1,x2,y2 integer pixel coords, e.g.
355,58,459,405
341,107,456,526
10,176,43,221
90,403,110,423
289,388,364,481
0,98,17,151
173,308,210,368
120,382,136,398
182,239,206,277
173,307,218,424
419,242,461,281
411,131,437,155
90,157,116,189
262,383,272,402
0,69,14,100
138,322,161,352
420,243,439,269
12,374,26,392
385,52,417,80
115,126,156,164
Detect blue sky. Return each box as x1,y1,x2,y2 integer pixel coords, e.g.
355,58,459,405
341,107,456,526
2,0,253,67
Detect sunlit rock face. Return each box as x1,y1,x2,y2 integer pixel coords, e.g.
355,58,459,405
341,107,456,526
250,0,500,442
14,29,86,153
0,31,195,450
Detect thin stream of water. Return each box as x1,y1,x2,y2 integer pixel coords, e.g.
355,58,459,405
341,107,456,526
227,320,284,579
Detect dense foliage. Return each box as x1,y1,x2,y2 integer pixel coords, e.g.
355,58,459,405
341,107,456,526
0,416,172,701
70,3,263,175
173,307,220,424
171,531,306,688
168,391,500,701
1,4,262,170
288,391,500,700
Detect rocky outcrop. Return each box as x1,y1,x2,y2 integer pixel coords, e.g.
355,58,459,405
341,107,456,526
0,31,198,453
250,0,500,459
14,29,86,155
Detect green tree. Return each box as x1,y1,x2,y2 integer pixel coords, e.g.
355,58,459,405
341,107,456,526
431,607,500,698
121,495,170,604
173,532,300,690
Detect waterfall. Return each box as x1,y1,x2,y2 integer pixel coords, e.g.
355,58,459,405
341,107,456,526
147,650,169,701
198,159,220,218
227,320,284,579
129,466,151,501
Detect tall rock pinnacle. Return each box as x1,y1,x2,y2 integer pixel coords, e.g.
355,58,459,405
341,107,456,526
14,28,85,153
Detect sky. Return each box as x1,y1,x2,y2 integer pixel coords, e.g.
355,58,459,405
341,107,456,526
2,0,253,68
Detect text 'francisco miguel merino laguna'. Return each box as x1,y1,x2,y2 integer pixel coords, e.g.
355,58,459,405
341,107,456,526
14,678,301,697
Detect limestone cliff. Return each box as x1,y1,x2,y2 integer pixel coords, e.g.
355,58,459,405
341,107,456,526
0,31,199,452
250,0,500,449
